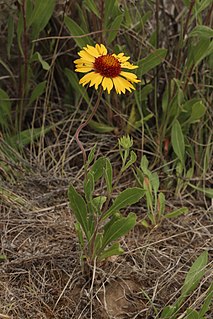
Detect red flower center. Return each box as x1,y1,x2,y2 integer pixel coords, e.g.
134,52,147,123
94,55,121,78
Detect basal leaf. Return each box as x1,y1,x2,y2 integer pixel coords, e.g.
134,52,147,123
103,188,144,220
98,242,124,261
101,213,136,249
68,185,88,236
164,207,188,219
104,158,113,193
181,251,208,297
171,120,185,165
84,171,94,202
91,157,106,182
199,283,213,317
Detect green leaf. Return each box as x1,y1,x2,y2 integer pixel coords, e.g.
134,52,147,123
189,26,213,39
150,172,159,196
104,158,113,193
171,120,185,165
68,185,88,237
92,196,107,212
104,0,116,28
140,155,150,176
29,81,46,105
141,219,149,228
122,150,137,172
0,88,11,128
158,192,165,217
187,101,206,124
107,14,123,44
199,283,213,317
30,0,56,38
91,157,106,182
185,308,200,319
88,120,115,133
193,0,213,15
75,222,85,250
103,188,144,220
188,38,210,67
181,251,208,298
64,16,93,48
164,207,188,219
6,126,52,149
138,49,167,77
188,183,213,199
101,213,136,249
84,171,94,202
32,52,50,71
98,242,124,261
160,305,176,318
64,68,90,104
83,0,100,18
87,144,97,165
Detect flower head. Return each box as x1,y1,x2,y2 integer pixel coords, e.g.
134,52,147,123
74,44,140,94
119,135,134,150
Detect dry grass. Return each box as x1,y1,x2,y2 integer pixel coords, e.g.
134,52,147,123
0,147,212,319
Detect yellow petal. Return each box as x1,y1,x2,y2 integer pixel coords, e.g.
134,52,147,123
95,44,107,55
74,59,94,67
84,45,100,58
117,76,135,92
78,50,95,62
121,61,138,69
112,77,122,94
75,67,93,73
79,72,96,86
113,53,130,63
89,73,103,90
120,71,141,83
102,77,113,94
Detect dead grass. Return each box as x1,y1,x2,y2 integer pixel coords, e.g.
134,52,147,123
0,153,212,319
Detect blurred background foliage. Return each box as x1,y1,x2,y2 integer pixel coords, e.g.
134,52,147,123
0,0,212,199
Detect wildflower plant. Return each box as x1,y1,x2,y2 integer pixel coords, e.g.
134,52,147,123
68,143,144,269
68,44,142,270
135,155,188,227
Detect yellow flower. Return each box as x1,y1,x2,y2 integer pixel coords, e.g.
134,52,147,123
74,44,140,94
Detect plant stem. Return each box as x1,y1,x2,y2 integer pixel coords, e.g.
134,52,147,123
75,88,103,164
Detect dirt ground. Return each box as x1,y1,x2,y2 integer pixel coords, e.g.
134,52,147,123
0,168,212,319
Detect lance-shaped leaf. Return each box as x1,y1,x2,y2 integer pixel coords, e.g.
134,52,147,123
98,242,124,261
91,157,106,182
103,188,144,220
101,213,136,250
104,158,113,193
68,185,88,237
180,251,208,298
171,120,185,165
